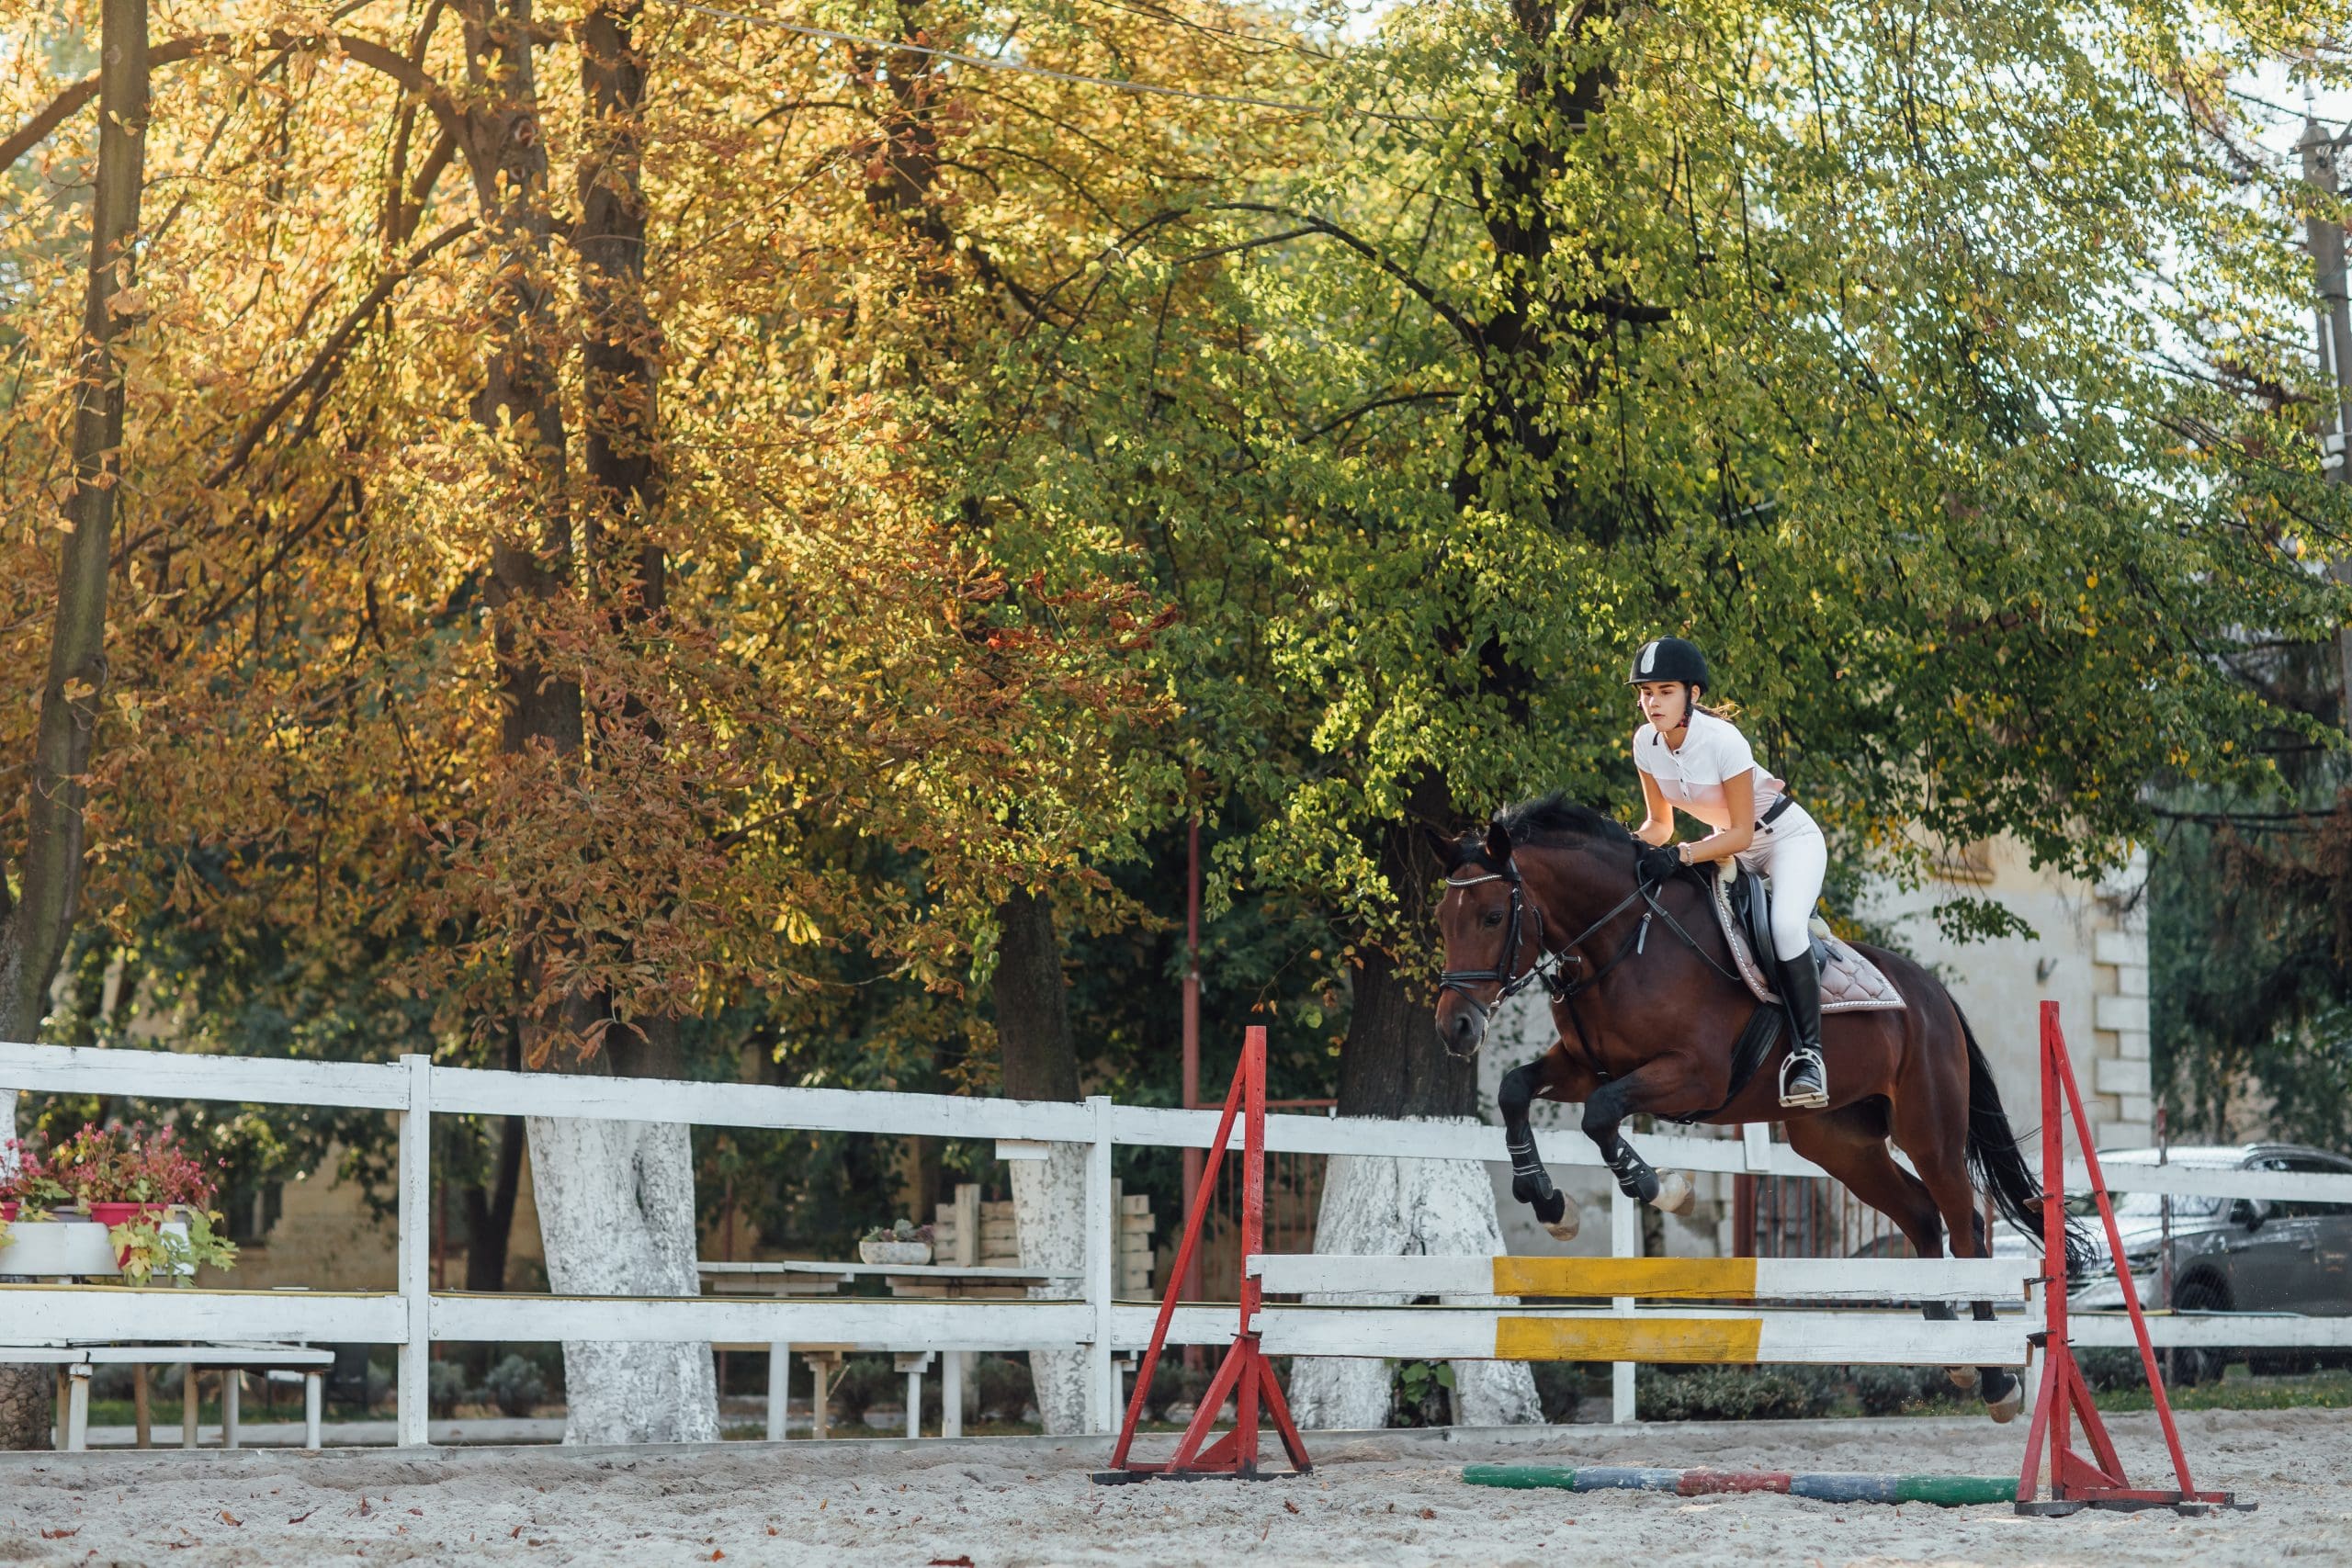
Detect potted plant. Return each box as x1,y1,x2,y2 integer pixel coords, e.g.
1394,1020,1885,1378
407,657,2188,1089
0,1140,69,1250
858,1219,933,1266
42,1122,238,1284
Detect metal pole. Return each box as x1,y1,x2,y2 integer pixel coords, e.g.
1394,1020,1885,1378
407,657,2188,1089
2300,108,2352,727
1181,818,1204,1315
2157,1107,2173,1386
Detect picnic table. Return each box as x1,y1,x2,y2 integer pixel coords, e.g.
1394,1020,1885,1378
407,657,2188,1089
698,1259,1080,1438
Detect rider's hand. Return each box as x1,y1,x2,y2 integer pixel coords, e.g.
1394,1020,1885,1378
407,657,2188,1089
1636,842,1681,885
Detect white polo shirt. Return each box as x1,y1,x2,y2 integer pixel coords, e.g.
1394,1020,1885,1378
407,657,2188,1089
1634,711,1786,829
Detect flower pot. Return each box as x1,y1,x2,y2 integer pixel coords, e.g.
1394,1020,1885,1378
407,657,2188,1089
859,1240,932,1266
86,1201,169,1229
0,1201,16,1222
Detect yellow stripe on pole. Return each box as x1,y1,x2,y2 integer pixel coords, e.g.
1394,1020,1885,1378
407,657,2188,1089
1493,1315,1766,1364
1488,1257,1763,1301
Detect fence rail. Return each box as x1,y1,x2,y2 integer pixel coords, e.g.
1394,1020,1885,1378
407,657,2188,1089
6,1037,2351,1443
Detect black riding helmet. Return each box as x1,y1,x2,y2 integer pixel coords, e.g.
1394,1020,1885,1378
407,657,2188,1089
1627,637,1710,692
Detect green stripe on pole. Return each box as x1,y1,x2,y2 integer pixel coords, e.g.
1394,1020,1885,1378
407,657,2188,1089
1462,1464,1579,1490
1894,1474,2017,1506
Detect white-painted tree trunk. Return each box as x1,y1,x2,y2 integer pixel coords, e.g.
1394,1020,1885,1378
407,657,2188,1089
1009,1142,1091,1434
526,1115,718,1444
1286,1148,1543,1430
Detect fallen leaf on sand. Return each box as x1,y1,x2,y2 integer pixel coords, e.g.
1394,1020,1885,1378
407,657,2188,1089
511,1525,525,1538
288,1509,316,1524
1283,1500,1301,1515
928,1557,974,1567
220,1511,242,1527
39,1529,77,1540
358,1496,372,1517
709,1552,726,1562
768,1526,779,1536
1419,1508,1435,1520
409,1507,424,1516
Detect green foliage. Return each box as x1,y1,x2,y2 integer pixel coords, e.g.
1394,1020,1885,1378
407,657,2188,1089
1634,1363,1838,1421
1391,1359,1456,1427
481,1353,548,1418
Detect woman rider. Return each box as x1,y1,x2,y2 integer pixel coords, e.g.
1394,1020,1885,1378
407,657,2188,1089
1625,637,1830,1109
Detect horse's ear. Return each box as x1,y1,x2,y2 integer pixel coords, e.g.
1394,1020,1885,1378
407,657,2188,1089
1423,825,1461,870
1484,819,1514,865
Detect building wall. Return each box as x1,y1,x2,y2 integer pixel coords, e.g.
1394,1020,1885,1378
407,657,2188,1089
1861,838,2152,1152
220,1121,550,1293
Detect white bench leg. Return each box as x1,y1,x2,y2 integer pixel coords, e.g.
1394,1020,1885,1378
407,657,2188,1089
906,1367,921,1439
66,1365,90,1452
942,1352,963,1439
182,1366,198,1449
765,1344,790,1442
304,1371,323,1450
222,1371,241,1450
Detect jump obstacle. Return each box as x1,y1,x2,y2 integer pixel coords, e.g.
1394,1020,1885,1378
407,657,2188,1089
1097,1004,2247,1515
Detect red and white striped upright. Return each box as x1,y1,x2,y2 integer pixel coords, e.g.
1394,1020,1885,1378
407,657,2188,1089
2017,1000,2237,1514
1095,1025,1311,1483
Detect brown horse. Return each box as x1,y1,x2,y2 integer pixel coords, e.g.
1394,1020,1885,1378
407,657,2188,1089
1429,796,2075,1420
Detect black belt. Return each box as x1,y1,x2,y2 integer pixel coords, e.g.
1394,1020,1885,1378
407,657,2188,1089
1759,796,1795,826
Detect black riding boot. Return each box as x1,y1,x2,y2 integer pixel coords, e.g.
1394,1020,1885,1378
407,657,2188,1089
1776,947,1828,1109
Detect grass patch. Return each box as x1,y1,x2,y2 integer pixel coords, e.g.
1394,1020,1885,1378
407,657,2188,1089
2087,1366,2352,1414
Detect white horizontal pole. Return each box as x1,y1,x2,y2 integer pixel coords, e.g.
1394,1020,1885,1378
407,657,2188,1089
2064,1161,2352,1205
0,1285,406,1342
2069,1314,2352,1348
1254,1306,2029,1367
427,1066,1097,1141
429,1293,1097,1350
1249,1253,2035,1303
0,1042,406,1110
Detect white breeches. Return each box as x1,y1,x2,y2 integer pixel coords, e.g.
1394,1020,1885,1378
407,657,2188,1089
1735,805,1827,963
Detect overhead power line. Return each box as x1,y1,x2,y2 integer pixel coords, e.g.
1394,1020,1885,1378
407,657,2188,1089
648,0,1438,123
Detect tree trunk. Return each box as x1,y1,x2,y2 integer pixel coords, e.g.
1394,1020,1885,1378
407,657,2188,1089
1298,776,1541,1428
992,887,1090,1433
463,1113,526,1293
0,0,147,1450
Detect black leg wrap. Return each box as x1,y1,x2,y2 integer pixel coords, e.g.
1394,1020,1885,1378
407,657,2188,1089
1605,1142,1659,1204
1505,1123,1563,1220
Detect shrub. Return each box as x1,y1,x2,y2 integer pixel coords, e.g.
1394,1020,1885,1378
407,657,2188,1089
1634,1365,1837,1422
1147,1360,1208,1420
427,1359,470,1416
1531,1361,1603,1423
483,1354,548,1417
2077,1348,2150,1393
826,1357,894,1425
1391,1360,1453,1427
1851,1364,1944,1416
972,1356,1034,1423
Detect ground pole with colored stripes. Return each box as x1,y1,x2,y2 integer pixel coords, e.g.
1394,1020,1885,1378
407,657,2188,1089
1462,1465,2018,1506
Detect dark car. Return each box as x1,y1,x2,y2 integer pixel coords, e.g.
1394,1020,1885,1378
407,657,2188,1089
2024,1144,2352,1380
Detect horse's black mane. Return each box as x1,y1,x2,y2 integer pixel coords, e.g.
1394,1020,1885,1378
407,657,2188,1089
1493,793,1634,848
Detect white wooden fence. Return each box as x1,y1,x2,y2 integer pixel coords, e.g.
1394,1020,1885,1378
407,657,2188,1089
4,1038,2350,1443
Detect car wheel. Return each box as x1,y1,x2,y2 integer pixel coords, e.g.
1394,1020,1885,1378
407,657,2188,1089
2171,1274,2231,1386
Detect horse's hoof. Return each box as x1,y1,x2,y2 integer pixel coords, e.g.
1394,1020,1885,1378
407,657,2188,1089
1544,1201,1582,1242
1649,1171,1694,1214
1947,1365,1982,1393
1984,1372,2023,1425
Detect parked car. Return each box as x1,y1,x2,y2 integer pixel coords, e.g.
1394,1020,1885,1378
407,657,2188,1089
2004,1144,2351,1381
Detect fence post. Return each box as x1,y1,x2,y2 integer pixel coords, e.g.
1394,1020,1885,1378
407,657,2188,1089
396,1053,432,1448
1085,1094,1116,1433
1610,1183,1638,1424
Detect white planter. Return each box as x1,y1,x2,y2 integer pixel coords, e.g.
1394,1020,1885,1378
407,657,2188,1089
858,1240,931,1266
0,1217,124,1277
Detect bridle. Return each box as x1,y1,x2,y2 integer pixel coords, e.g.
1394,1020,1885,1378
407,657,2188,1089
1437,849,1743,1034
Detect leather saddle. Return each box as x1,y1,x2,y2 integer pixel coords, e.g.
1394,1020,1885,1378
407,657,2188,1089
1709,862,1905,1013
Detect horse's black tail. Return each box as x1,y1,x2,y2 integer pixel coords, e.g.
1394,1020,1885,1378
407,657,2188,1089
1959,1005,2093,1274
